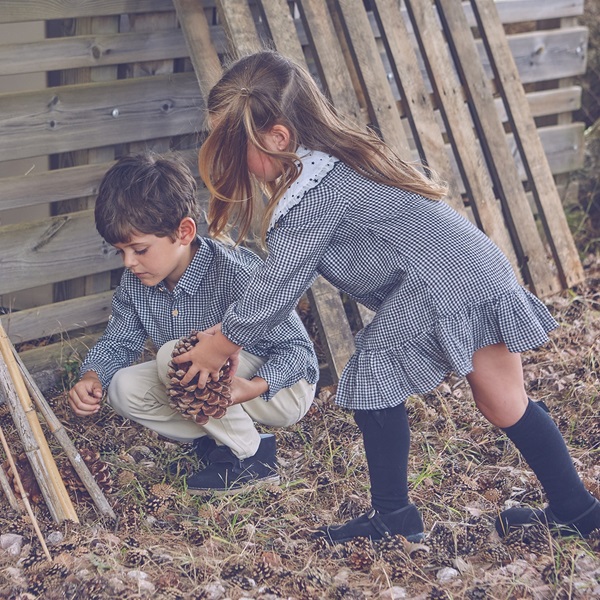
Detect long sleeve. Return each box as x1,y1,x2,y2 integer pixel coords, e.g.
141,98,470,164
221,185,346,348
80,284,148,389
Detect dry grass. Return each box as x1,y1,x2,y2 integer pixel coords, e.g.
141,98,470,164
0,256,598,599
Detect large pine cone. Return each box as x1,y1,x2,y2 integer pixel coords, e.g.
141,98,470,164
167,331,233,425
3,452,43,505
61,447,113,495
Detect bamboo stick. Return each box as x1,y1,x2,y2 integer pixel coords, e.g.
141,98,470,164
11,349,116,520
0,325,78,523
0,452,20,512
0,425,52,561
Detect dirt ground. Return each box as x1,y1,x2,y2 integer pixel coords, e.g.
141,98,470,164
0,256,598,600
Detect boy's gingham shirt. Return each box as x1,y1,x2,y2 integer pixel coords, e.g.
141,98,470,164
81,237,319,401
221,149,558,411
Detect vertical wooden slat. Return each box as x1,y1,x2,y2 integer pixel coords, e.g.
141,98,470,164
435,0,561,296
296,0,364,124
403,0,519,275
256,0,305,66
470,0,584,289
215,0,261,59
328,0,411,157
371,0,464,214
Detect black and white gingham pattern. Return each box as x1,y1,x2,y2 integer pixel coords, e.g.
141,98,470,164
81,237,319,401
222,160,558,410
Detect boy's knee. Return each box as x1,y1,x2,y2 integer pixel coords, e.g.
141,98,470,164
156,340,178,385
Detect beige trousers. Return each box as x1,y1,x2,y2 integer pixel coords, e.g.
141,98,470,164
107,340,315,459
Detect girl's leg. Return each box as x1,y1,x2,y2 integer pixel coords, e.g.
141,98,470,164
467,343,598,535
314,404,424,544
354,406,410,513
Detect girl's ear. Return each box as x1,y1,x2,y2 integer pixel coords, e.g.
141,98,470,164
269,124,291,151
177,217,197,245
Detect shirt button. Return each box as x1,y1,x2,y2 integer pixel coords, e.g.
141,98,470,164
172,309,179,317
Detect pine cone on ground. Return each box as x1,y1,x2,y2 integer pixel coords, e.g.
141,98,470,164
167,331,233,425
3,452,43,505
61,448,113,495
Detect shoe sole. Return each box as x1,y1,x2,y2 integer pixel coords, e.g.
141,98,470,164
187,474,281,496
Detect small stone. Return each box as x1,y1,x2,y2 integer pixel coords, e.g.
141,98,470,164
0,533,23,555
127,570,149,580
202,581,227,599
46,531,64,545
436,567,459,583
333,567,352,585
379,586,407,599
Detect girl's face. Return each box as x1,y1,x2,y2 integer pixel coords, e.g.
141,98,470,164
246,124,291,182
247,144,281,182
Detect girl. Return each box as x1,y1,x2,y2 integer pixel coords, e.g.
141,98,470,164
173,50,599,542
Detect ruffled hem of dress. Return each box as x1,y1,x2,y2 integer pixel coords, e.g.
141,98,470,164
268,146,338,230
336,287,558,410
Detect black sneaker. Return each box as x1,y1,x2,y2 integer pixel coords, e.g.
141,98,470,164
495,499,600,539
186,433,280,495
313,504,425,544
168,436,217,477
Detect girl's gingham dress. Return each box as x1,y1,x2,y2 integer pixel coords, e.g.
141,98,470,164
221,148,558,410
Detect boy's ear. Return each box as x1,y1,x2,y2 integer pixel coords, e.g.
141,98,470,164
177,217,197,245
270,124,291,151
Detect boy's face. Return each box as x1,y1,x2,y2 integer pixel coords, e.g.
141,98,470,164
113,231,194,291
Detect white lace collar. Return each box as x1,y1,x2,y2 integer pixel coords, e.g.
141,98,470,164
268,146,338,231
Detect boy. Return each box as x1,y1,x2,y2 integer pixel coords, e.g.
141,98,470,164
68,153,319,493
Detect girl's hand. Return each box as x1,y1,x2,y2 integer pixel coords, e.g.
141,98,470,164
68,372,103,417
172,326,241,387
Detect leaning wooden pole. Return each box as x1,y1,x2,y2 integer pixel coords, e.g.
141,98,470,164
0,425,52,561
0,456,20,512
11,348,115,520
0,325,78,523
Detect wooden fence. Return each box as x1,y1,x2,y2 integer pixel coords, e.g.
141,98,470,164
0,0,589,384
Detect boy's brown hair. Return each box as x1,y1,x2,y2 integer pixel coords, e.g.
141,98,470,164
95,153,201,244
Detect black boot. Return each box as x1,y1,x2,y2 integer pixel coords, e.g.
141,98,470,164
186,433,280,494
496,399,598,538
496,499,600,539
313,505,424,544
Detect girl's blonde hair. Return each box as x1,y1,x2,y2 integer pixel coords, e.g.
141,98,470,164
199,50,447,243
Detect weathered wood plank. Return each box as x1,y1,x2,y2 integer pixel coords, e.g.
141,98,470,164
330,0,411,157
0,73,204,162
215,0,262,59
0,1,173,23
257,0,306,67
435,0,561,296
172,0,222,100
306,281,356,384
498,26,588,85
0,150,200,212
0,30,189,76
403,0,519,273
472,0,584,288
1,291,113,345
0,0,584,24
296,0,364,124
0,211,121,295
371,0,464,214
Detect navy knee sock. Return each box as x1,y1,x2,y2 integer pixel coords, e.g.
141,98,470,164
354,404,410,514
502,399,595,520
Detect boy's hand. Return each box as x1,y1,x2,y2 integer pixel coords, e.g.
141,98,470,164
172,327,241,388
230,376,269,405
68,371,103,417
